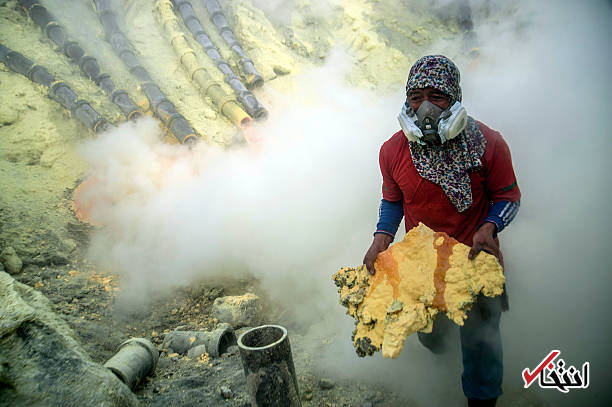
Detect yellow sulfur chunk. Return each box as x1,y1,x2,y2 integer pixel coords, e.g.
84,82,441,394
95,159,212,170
332,223,504,359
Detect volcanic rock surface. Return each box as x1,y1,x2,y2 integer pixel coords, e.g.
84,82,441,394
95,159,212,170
333,223,504,359
0,271,138,407
0,246,22,275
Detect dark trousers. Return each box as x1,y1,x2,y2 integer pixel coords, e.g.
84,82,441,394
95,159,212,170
417,295,503,400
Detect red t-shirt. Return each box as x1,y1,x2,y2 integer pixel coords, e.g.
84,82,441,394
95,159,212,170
379,121,521,246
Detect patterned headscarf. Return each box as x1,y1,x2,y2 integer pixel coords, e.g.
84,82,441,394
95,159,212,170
404,55,486,212
406,55,462,103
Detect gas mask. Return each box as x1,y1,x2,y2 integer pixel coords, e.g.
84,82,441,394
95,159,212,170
398,100,468,146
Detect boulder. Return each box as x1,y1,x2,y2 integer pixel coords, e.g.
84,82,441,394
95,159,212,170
333,223,505,359
212,293,263,328
0,271,139,407
0,247,22,275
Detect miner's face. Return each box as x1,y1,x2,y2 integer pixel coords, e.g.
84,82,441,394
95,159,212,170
407,87,451,111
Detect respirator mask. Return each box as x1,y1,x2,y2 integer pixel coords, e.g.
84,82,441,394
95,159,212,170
398,100,468,146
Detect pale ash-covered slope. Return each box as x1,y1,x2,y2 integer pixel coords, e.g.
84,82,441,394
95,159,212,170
333,223,504,359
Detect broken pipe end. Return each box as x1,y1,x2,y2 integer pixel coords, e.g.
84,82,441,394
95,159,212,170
104,338,159,390
245,73,264,90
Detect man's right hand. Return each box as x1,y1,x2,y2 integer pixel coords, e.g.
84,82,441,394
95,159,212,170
363,233,394,275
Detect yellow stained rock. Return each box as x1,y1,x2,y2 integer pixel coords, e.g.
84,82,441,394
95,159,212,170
332,223,504,359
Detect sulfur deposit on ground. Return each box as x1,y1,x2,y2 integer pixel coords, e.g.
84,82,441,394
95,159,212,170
333,223,505,359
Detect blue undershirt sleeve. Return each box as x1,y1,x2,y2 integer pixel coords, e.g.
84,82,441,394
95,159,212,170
483,200,520,236
375,199,404,239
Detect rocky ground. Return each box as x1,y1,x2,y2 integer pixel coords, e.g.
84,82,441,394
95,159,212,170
1,249,549,406
3,256,414,406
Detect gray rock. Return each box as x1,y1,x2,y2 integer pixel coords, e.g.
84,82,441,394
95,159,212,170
273,65,291,76
23,264,41,275
0,247,22,275
163,331,208,354
187,344,207,359
0,271,139,406
318,378,335,390
212,293,263,328
387,299,404,314
157,357,173,369
13,231,71,267
219,385,232,399
225,345,239,355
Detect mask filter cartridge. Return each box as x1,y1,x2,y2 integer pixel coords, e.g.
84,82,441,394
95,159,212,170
415,101,444,145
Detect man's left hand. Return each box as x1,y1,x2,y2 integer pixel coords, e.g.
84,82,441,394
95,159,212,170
468,222,501,261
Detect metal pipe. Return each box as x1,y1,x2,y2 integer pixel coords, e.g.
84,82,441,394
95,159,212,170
203,0,263,90
104,338,159,390
92,0,199,145
237,325,301,407
19,0,142,121
155,0,251,127
172,0,267,120
162,323,236,358
0,43,108,134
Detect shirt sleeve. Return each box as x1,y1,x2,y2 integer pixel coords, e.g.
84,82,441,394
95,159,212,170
484,133,522,203
483,200,520,236
379,142,403,202
375,199,404,238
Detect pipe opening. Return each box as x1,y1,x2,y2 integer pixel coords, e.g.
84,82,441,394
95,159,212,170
247,76,264,90
238,325,287,350
240,117,251,128
218,331,237,355
108,367,128,384
183,134,198,146
253,109,268,121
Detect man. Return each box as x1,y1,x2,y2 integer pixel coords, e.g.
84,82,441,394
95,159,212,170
363,55,521,407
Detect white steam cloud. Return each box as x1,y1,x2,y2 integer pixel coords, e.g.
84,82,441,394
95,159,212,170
78,1,611,406
80,49,399,320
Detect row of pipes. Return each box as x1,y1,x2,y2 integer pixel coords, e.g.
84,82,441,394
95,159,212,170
172,0,267,119
19,0,142,121
154,0,251,128
92,0,200,144
2,0,266,144
0,43,109,134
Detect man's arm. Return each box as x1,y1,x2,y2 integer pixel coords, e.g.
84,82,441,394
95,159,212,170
375,198,404,238
482,200,520,237
364,199,403,274
469,131,521,261
468,200,520,261
364,143,404,274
